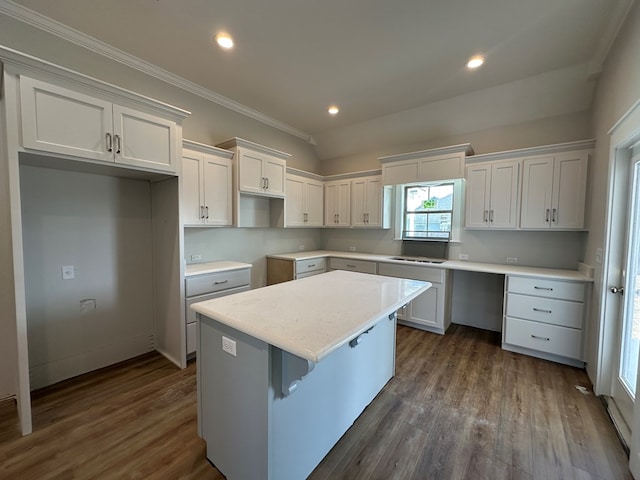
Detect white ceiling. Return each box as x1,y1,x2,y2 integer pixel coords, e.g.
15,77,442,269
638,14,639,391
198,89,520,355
3,0,635,159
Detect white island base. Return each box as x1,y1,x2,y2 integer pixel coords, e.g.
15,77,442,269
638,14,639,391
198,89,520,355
193,270,430,480
198,312,395,480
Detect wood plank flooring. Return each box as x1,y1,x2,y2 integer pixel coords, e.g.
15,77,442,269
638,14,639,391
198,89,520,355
0,324,631,479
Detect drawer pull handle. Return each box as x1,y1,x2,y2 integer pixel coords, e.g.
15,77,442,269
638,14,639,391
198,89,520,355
214,280,229,285
531,335,550,341
308,264,316,268
533,308,552,314
346,264,356,268
534,286,553,291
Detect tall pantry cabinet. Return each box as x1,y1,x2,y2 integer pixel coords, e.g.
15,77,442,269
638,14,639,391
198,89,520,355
0,46,190,436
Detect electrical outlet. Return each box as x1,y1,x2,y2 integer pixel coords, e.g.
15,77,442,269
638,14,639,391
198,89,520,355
349,246,356,252
459,253,469,260
62,265,75,280
222,336,237,357
190,254,202,262
299,245,305,251
596,248,603,264
506,257,518,264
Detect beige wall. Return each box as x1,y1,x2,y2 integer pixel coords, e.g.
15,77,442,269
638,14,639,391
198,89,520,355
584,2,640,383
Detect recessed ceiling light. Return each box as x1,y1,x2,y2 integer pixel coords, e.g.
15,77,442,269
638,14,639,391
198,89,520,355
466,55,485,69
215,33,234,49
328,105,339,115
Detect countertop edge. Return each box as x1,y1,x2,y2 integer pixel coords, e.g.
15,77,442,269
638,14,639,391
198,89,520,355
266,251,592,282
185,261,253,277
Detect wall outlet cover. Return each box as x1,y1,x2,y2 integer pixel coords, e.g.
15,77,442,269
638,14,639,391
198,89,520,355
190,254,202,261
459,254,469,260
62,265,75,280
349,246,356,251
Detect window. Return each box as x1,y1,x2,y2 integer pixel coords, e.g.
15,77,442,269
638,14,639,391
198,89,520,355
403,183,454,240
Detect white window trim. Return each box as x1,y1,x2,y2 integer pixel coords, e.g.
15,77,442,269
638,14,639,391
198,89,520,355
393,179,464,244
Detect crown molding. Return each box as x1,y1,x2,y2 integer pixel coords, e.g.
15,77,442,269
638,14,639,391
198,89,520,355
0,0,316,144
216,137,292,159
183,139,234,158
587,0,636,78
378,143,474,164
466,139,596,164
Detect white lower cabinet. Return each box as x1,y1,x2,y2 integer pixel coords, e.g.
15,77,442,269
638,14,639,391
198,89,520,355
377,262,451,335
185,267,251,356
502,275,587,366
295,258,327,279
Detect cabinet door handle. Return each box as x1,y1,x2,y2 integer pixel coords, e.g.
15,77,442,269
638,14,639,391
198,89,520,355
534,286,553,291
531,335,550,341
489,210,494,222
533,308,552,314
205,206,209,219
114,134,121,154
200,205,205,219
304,213,308,222
214,280,229,285
106,132,113,152
335,213,338,224
545,209,550,222
552,208,557,223
483,210,488,223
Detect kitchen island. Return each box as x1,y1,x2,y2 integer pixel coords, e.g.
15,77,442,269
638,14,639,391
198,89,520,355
191,270,430,480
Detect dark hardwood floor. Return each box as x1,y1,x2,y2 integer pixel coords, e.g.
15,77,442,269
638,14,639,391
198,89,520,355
0,324,631,479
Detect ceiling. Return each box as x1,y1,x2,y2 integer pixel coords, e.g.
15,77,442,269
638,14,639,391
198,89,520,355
2,0,635,159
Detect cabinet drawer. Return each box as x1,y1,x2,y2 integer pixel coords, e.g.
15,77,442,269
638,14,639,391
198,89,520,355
504,317,582,360
378,262,445,284
186,268,251,297
296,258,327,275
505,293,583,329
507,276,586,301
329,258,377,274
297,270,326,279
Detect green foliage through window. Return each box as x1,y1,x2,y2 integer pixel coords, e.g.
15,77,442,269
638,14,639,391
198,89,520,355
403,184,454,240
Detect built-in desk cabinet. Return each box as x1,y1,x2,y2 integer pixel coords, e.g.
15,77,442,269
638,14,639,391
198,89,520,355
20,76,179,173
285,172,324,227
503,275,587,366
182,141,233,226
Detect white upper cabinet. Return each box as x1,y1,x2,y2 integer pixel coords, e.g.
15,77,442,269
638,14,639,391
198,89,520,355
20,76,179,173
325,179,351,227
182,141,233,227
285,173,323,227
380,144,473,185
351,175,387,227
465,160,520,229
520,151,589,230
218,138,288,198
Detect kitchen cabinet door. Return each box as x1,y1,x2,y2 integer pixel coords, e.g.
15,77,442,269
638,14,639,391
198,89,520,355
465,164,491,228
305,179,324,226
20,76,113,162
182,151,204,225
465,160,519,229
352,175,385,227
285,175,306,226
264,156,286,197
325,180,351,227
551,152,588,229
406,284,442,330
202,153,232,226
520,152,587,230
238,150,266,194
113,105,177,172
489,161,519,229
520,156,555,229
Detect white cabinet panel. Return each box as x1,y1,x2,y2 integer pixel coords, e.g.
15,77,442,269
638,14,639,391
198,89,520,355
505,293,584,329
465,160,519,229
520,152,588,230
328,257,377,274
21,76,178,173
286,174,323,227
351,175,386,227
325,180,351,227
182,144,233,227
237,150,286,197
504,317,583,360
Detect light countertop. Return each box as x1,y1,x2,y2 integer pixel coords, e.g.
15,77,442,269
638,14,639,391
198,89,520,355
190,270,430,363
267,250,593,282
185,261,252,277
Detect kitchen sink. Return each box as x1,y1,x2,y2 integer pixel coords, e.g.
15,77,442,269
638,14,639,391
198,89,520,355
389,256,445,264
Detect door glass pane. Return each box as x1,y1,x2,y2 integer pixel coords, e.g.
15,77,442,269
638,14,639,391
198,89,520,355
620,162,640,397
